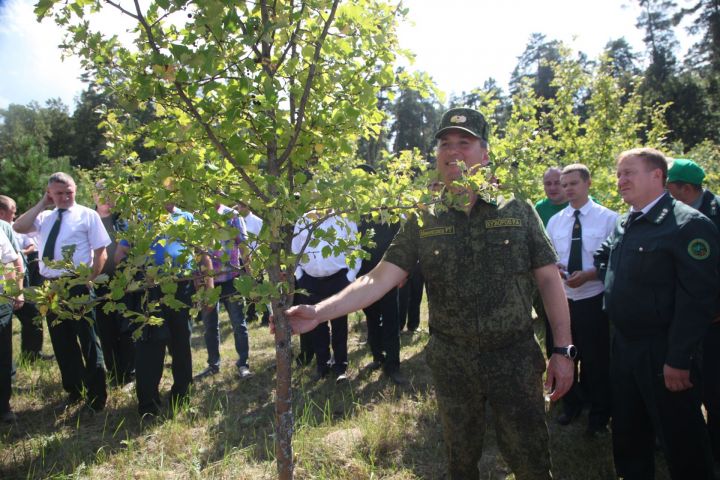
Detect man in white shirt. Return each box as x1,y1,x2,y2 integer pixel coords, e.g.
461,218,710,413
0,230,24,423
291,211,360,384
236,202,269,325
546,163,617,436
13,172,111,412
0,195,45,360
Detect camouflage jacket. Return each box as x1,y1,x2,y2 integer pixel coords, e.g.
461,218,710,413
383,197,557,350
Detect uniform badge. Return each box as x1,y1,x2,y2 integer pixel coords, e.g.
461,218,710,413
419,226,455,238
449,115,466,124
688,238,711,260
485,218,521,228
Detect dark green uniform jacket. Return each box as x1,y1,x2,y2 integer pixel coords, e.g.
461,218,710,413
383,197,557,351
594,193,719,369
698,189,720,230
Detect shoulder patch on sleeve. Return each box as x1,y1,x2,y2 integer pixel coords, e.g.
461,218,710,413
688,238,711,260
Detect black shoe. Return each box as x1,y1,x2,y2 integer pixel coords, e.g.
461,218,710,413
364,360,383,371
335,372,349,385
385,370,408,385
309,370,327,384
0,410,17,424
193,366,219,380
60,393,83,410
556,409,581,426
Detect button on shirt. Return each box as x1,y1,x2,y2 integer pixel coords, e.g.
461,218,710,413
292,214,360,282
546,199,617,301
32,204,111,279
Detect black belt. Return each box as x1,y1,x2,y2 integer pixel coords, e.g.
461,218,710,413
300,268,348,281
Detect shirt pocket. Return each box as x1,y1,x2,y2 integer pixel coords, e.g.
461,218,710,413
622,240,664,282
418,237,450,283
582,227,611,256
485,234,529,275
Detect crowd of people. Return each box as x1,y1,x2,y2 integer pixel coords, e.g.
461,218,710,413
0,106,718,480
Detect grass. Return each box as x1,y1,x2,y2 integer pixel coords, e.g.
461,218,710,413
0,302,671,479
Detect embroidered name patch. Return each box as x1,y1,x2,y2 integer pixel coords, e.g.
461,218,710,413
485,218,522,228
419,226,455,238
688,238,711,260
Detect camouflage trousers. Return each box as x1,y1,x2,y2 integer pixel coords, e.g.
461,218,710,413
425,333,552,480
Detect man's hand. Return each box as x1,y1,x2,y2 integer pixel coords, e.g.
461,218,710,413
545,354,574,401
663,364,693,392
12,293,24,311
42,190,55,208
284,305,321,334
565,270,588,288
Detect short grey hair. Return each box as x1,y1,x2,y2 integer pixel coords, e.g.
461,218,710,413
48,172,75,186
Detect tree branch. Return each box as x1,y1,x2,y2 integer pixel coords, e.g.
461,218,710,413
131,0,269,203
277,0,340,166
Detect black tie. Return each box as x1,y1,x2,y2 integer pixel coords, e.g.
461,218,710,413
626,211,642,228
42,209,65,262
567,209,583,274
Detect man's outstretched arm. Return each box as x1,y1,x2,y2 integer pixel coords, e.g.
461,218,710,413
534,263,574,401
285,260,407,333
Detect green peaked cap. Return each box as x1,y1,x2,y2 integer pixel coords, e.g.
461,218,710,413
668,158,705,185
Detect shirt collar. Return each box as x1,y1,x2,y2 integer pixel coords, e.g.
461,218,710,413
563,198,593,217
630,192,666,216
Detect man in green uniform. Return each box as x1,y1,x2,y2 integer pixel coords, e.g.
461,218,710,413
594,148,718,480
666,158,720,471
535,167,568,227
286,108,574,480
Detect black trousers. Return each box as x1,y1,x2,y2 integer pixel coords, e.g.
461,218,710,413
95,285,136,384
44,283,107,409
704,322,720,464
561,293,611,428
363,287,400,373
135,281,193,415
0,304,13,414
16,252,43,356
398,264,423,331
295,269,350,375
14,301,43,356
611,332,714,480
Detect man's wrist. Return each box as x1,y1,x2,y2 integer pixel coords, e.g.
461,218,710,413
551,344,577,360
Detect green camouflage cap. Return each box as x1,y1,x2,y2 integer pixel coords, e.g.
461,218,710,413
668,158,705,185
434,107,489,141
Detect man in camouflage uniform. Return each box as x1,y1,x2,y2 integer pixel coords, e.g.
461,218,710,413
666,158,720,471
286,108,574,480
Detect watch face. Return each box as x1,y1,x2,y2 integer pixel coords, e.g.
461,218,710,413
567,345,578,359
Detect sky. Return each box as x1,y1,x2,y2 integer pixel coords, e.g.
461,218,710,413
0,0,696,111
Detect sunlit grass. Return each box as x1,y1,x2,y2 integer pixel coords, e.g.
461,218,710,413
0,305,672,479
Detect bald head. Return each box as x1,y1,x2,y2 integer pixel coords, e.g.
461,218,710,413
0,196,16,223
543,167,566,205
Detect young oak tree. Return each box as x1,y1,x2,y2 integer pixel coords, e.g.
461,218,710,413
36,0,431,478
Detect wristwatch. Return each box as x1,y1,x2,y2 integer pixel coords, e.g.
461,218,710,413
551,345,578,360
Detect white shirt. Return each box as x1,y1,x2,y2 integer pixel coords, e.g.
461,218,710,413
18,231,39,251
546,199,618,300
292,213,361,282
31,203,112,278
243,212,263,252
0,233,19,294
